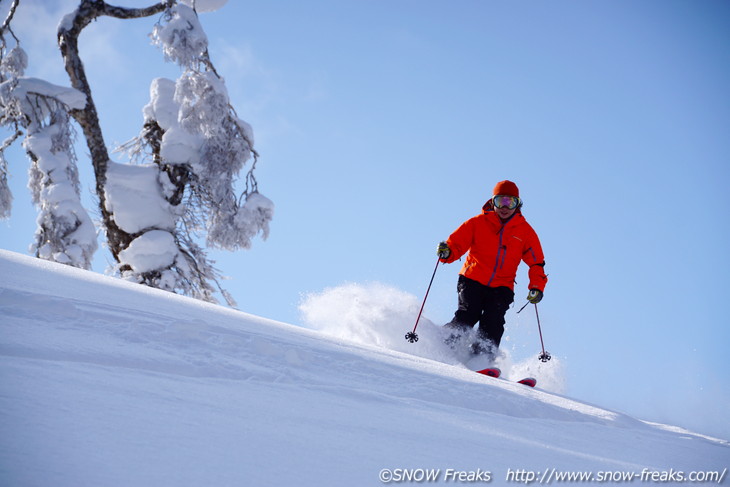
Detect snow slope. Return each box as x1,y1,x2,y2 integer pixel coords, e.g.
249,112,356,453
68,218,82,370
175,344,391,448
0,249,727,486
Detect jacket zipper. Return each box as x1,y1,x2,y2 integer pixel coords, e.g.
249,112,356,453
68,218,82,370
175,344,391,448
486,225,505,286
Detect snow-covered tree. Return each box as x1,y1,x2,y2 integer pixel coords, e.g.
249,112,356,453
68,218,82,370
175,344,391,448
1,1,96,268
0,0,273,306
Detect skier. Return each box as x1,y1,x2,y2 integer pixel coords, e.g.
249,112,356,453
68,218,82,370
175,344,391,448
437,180,547,361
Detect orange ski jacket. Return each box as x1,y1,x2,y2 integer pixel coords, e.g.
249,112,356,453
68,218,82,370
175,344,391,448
440,207,547,292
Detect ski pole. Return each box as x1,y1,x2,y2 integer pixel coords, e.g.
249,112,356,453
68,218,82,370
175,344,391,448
534,303,552,362
405,257,441,343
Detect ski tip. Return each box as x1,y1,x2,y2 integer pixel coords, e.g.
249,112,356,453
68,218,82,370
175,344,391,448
476,367,501,378
517,377,537,387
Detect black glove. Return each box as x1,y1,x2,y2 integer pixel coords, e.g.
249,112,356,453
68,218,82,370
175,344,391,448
526,289,543,304
437,241,451,259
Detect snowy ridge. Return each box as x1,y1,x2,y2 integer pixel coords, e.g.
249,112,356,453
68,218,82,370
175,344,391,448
0,249,727,486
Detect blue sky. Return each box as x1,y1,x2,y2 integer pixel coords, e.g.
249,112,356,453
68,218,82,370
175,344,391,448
2,0,729,439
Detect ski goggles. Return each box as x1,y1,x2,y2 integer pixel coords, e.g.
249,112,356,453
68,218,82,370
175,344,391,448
493,195,521,210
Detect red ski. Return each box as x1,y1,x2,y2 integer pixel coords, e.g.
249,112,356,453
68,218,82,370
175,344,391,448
476,367,502,378
476,368,537,388
516,377,537,387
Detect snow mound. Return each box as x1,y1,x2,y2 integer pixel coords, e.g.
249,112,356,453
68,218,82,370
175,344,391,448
118,230,179,274
104,162,176,234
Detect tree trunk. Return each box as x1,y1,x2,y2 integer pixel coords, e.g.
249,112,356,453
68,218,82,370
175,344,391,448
57,0,172,259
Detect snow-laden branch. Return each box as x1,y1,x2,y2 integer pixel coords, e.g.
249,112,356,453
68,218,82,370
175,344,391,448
24,118,97,268
110,3,273,305
0,32,96,268
0,132,16,219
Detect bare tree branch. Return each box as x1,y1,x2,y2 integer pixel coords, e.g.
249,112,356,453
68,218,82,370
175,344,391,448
1,0,21,42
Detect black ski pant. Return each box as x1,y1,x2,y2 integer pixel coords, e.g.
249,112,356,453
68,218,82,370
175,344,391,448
444,275,514,348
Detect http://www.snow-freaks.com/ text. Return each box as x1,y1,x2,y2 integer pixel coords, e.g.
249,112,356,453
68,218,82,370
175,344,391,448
378,467,727,484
